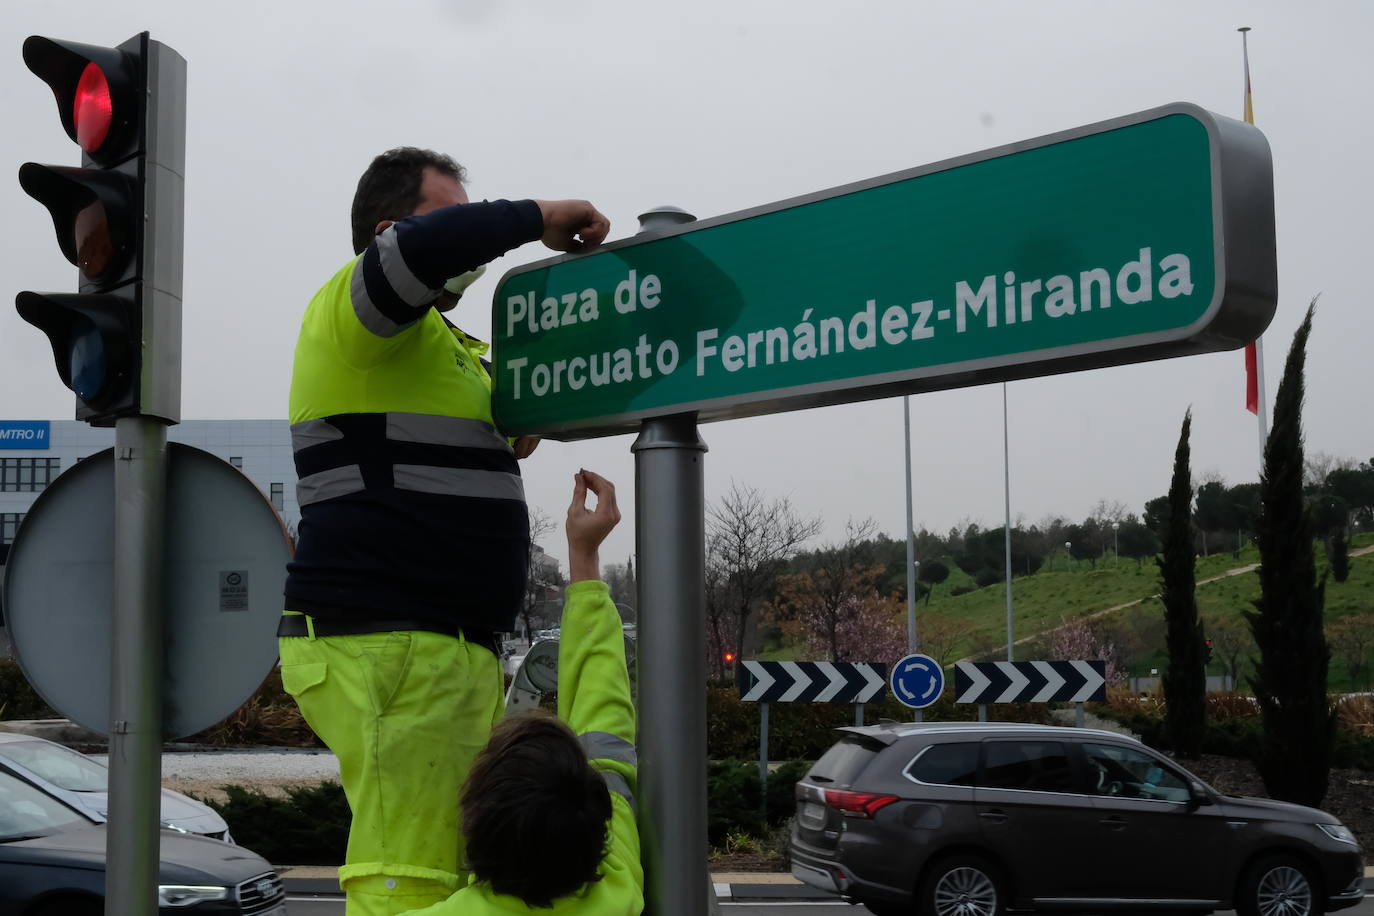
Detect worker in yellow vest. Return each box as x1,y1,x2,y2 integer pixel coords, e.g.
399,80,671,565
408,468,641,915
278,146,609,916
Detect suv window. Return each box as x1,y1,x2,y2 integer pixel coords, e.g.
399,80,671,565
808,737,879,786
908,742,978,786
1084,742,1191,802
983,740,1074,793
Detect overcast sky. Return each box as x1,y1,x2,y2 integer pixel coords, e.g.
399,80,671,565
3,1,1371,569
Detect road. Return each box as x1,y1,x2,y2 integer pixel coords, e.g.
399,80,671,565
283,890,1374,916
284,899,854,915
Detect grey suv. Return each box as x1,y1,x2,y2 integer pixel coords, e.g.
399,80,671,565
790,722,1364,916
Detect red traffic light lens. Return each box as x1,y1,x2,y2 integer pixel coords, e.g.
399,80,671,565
73,62,113,154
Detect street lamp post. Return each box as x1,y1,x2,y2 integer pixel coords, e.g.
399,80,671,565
1113,522,1119,565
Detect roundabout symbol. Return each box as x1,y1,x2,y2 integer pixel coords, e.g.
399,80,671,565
890,653,944,710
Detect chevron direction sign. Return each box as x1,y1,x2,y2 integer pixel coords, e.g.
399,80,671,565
737,660,887,703
954,660,1107,704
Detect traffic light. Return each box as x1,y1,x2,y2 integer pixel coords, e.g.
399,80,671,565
1204,638,1214,664
16,32,185,425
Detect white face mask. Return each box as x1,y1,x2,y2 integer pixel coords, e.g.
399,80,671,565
443,264,487,297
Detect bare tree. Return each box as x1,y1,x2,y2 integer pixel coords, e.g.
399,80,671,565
707,481,821,665
1089,499,1129,558
917,613,976,669
1328,616,1374,692
519,508,560,640
602,556,637,620
704,551,734,682
1304,451,1355,490
1209,612,1253,689
775,519,880,661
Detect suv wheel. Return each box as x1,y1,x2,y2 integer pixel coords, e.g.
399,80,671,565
918,855,1004,916
1238,855,1323,916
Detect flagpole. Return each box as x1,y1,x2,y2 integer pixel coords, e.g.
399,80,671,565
1002,383,1013,662
1240,25,1270,459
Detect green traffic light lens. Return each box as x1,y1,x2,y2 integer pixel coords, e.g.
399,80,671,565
73,62,113,155
68,318,108,402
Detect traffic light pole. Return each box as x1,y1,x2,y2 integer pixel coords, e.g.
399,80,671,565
105,415,169,916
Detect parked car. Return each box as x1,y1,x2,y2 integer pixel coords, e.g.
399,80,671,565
791,722,1365,916
0,768,286,914
0,732,233,842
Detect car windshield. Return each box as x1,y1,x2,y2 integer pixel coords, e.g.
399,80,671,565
1,739,109,792
0,770,90,840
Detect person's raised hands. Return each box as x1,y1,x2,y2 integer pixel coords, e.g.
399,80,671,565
566,469,620,582
535,199,610,252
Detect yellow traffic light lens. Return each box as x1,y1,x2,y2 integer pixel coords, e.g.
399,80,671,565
74,199,116,280
73,62,113,154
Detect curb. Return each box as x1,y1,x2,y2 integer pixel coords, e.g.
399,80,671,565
282,875,1374,901
280,875,839,902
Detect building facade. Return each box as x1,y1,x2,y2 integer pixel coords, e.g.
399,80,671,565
0,419,296,655
0,417,298,563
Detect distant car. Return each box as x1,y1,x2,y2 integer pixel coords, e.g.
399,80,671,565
0,733,233,843
0,767,286,915
791,721,1365,916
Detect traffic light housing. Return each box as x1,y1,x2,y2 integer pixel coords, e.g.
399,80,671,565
16,32,184,425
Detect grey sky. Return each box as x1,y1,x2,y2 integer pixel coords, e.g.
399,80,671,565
3,1,1371,570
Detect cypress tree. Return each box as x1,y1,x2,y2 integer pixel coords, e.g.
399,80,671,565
1158,411,1206,757
1326,529,1350,584
1244,302,1334,807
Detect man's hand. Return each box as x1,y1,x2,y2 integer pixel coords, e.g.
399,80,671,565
535,199,610,252
566,469,620,583
513,435,540,460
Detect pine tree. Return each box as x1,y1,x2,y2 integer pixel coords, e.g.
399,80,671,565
1158,411,1206,757
1244,302,1334,807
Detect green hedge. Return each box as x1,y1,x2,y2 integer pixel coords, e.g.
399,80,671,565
204,759,815,863
1097,704,1374,771
0,659,57,719
205,783,348,865
706,686,1050,760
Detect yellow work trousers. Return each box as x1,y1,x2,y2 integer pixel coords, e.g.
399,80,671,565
279,626,504,916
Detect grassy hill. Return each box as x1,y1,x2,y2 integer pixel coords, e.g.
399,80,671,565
762,532,1374,690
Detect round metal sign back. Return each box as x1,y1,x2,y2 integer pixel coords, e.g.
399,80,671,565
4,444,293,738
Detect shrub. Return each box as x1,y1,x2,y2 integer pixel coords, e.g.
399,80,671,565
185,669,322,748
0,659,57,720
200,782,348,865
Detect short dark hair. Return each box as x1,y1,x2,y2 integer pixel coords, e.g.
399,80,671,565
350,147,467,255
462,713,612,907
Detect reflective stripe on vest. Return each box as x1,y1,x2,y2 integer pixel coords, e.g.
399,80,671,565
292,411,518,507
349,232,440,339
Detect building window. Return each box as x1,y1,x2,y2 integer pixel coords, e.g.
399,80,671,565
0,458,61,492
270,482,284,510
2,513,25,544
230,456,243,468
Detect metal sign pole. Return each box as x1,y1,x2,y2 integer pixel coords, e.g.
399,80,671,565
634,410,708,916
105,415,169,916
630,205,710,916
759,701,769,815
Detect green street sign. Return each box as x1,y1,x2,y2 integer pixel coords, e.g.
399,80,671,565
491,103,1275,439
